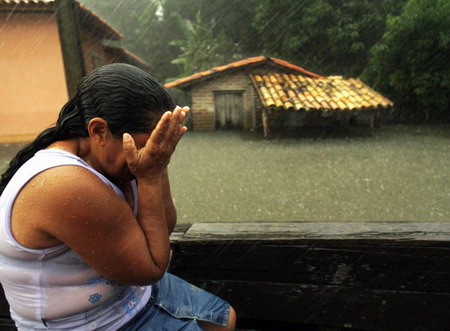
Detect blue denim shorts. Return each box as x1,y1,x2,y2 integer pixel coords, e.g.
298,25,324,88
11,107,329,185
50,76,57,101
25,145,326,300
119,273,230,331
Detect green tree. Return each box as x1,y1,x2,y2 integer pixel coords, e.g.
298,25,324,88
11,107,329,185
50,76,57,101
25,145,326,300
253,0,406,77
161,0,261,58
168,11,236,78
362,0,450,121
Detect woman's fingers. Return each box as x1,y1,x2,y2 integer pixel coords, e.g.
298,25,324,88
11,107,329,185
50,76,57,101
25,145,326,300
170,106,189,145
148,111,172,147
167,107,182,136
161,107,186,144
134,106,189,173
176,105,190,114
157,106,189,140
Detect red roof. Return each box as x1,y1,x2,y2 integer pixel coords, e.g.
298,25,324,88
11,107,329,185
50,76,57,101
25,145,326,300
164,56,325,89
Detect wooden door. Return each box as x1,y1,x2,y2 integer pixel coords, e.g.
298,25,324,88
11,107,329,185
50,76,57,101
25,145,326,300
214,92,244,129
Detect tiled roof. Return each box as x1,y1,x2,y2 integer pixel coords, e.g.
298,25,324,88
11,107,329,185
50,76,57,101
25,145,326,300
0,0,123,40
77,2,123,40
252,73,393,111
0,0,53,8
0,0,51,3
164,56,324,89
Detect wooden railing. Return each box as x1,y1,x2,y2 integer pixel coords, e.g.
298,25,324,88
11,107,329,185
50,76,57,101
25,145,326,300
1,222,449,330
169,222,450,330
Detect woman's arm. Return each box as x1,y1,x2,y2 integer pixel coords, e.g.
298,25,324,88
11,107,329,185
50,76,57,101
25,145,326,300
114,108,187,282
161,167,177,235
160,106,189,235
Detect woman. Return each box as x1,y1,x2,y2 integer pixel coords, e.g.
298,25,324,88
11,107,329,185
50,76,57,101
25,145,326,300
0,64,236,330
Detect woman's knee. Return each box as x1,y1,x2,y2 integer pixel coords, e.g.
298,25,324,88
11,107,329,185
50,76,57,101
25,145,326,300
198,305,236,331
227,305,236,330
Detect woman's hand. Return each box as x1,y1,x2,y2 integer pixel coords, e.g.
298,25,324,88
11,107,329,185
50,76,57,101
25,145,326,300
122,106,189,180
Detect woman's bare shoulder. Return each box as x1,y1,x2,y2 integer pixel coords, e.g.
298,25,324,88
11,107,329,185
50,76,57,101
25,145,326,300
15,165,121,210
42,164,116,194
12,165,130,247
27,164,133,221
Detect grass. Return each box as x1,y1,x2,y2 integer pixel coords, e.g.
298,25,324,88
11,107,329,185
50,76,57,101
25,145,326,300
1,125,449,223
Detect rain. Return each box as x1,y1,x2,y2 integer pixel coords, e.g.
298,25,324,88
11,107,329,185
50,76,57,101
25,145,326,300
0,0,449,330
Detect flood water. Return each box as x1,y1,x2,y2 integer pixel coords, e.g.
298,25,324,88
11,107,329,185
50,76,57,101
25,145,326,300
1,125,449,223
169,125,450,223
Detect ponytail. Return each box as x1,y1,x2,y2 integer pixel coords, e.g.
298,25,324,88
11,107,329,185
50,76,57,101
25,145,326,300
0,127,59,194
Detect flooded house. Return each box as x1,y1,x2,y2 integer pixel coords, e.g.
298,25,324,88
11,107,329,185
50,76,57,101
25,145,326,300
165,56,394,137
0,0,148,143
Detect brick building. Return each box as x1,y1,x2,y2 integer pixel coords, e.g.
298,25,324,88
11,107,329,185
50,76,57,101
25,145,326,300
165,56,393,137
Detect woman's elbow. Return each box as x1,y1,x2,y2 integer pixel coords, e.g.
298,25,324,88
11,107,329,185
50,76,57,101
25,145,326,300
165,208,177,235
130,265,166,286
108,262,167,286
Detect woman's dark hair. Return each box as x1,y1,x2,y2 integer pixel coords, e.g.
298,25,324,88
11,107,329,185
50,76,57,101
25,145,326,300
0,63,175,194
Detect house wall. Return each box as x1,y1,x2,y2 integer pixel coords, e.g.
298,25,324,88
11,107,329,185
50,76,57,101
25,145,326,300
0,12,68,142
189,71,256,131
186,65,295,131
80,30,148,75
79,27,109,73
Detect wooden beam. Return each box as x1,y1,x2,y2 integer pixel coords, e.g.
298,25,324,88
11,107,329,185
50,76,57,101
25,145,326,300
262,108,270,139
54,0,85,98
169,222,450,329
176,221,450,241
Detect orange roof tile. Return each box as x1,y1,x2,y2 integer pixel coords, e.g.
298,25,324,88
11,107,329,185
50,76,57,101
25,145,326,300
164,56,324,89
252,73,393,112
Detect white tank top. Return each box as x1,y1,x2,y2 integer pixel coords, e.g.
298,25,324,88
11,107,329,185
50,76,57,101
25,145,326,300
0,149,151,330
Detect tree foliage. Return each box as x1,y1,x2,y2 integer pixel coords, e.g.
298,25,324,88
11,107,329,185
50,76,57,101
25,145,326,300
253,0,406,77
169,12,235,77
161,0,260,57
362,0,450,121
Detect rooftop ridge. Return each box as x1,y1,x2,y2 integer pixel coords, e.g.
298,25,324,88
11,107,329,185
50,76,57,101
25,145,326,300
164,56,324,89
